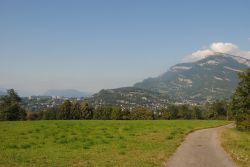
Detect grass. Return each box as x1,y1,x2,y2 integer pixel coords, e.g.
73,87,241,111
0,120,229,167
221,128,250,167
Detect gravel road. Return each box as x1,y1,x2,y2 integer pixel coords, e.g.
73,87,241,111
166,124,237,167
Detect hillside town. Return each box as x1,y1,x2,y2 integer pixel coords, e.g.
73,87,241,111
21,96,85,112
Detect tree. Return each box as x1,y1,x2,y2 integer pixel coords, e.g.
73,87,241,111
202,101,227,120
119,109,131,120
0,89,26,121
1,103,26,120
59,100,72,119
130,107,153,120
168,105,179,119
191,106,203,119
79,102,93,119
178,105,192,119
93,106,112,120
212,100,227,119
158,108,171,120
43,107,60,120
111,106,122,120
1,89,21,104
230,68,250,130
71,101,81,119
42,101,93,120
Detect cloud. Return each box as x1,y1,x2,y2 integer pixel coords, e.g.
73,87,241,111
210,42,238,53
188,49,214,62
185,42,250,62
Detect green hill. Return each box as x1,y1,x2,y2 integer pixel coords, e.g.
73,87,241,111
89,87,169,109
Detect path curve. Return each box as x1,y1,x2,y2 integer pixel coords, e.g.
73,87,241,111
166,124,237,167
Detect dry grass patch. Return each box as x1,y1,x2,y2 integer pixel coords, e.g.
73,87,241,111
221,128,250,167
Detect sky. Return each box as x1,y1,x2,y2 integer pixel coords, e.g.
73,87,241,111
0,0,250,95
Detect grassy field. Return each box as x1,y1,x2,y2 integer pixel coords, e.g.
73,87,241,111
221,128,250,167
0,120,228,167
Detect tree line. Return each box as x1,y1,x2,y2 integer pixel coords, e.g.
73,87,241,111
1,95,230,121
0,68,250,130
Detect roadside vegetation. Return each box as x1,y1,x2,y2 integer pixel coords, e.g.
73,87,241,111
230,68,250,130
221,128,250,167
220,68,250,167
0,120,228,167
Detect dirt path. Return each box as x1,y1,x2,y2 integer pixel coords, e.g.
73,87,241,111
166,124,237,167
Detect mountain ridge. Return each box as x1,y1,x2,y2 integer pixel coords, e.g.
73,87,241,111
90,53,250,106
134,53,250,103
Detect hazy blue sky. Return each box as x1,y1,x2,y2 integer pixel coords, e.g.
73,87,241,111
1,0,250,95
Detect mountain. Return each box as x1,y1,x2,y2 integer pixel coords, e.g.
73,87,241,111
44,89,92,97
134,53,250,103
89,53,250,106
89,87,169,109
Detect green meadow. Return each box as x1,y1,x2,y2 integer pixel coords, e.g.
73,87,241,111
0,120,228,167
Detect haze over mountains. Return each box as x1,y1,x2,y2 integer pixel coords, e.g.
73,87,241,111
92,53,250,105
44,89,92,97
0,88,92,98
0,90,5,96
